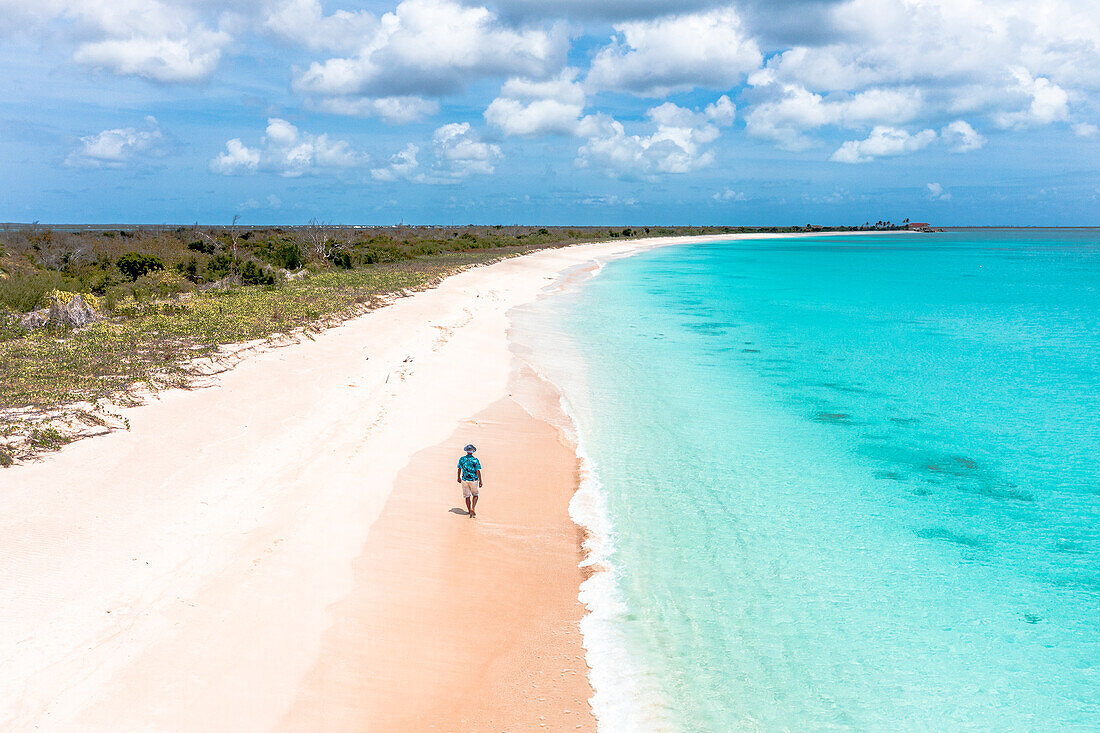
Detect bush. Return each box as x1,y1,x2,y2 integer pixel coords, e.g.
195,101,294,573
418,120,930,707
239,260,277,285
177,257,201,282
188,240,215,255
0,272,65,312
117,253,165,281
328,250,354,269
206,253,233,280
143,269,192,298
73,267,121,294
264,242,303,270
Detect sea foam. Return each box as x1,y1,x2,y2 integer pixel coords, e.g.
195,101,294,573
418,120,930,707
509,266,679,732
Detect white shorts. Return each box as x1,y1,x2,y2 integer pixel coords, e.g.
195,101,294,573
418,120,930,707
461,480,479,498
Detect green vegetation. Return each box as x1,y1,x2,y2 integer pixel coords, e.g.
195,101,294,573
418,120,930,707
0,271,66,312
116,252,165,281
0,251,509,410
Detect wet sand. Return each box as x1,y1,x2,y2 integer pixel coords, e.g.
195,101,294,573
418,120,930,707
279,376,594,731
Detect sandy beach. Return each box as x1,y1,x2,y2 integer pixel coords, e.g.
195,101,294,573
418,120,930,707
0,233,853,730
0,235,715,731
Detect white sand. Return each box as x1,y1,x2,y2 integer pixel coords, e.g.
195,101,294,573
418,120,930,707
0,232,858,730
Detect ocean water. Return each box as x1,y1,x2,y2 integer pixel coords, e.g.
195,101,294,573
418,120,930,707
513,230,1100,731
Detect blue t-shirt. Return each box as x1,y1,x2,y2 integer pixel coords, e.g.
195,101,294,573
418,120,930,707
458,454,481,481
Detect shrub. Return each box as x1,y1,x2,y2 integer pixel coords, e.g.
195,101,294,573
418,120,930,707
265,242,303,270
28,427,69,451
207,253,233,280
101,288,121,312
328,250,353,269
0,272,63,312
117,253,165,281
143,269,192,297
188,240,215,255
177,257,201,282
239,260,277,285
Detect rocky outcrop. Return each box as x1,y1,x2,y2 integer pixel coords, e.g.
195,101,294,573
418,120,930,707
18,291,102,330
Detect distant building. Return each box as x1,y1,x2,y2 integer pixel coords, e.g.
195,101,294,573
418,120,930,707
908,222,931,229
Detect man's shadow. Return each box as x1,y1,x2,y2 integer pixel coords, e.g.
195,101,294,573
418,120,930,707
449,507,470,516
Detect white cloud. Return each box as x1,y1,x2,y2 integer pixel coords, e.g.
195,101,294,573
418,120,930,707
369,122,503,184
210,139,262,175
238,194,284,211
713,188,747,202
577,95,734,175
489,0,724,23
587,6,763,96
310,95,439,124
292,0,566,99
579,193,637,206
994,68,1070,129
744,85,922,150
830,126,936,163
371,142,420,181
430,122,502,178
1073,122,1099,138
743,85,833,150
748,0,1098,139
927,182,951,201
484,69,586,136
210,118,362,176
264,0,377,53
65,116,164,167
73,26,229,83
940,120,986,152
12,0,233,83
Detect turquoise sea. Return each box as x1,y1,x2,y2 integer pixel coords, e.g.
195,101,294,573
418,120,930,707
514,230,1099,730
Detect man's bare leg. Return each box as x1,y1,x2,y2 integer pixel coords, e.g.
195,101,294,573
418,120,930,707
470,494,478,518
465,495,473,516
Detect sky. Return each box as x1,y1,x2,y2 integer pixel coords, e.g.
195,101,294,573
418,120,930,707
0,0,1097,225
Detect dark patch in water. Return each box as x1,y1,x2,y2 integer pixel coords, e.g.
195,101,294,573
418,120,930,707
1022,613,1042,624
742,348,760,353
806,381,869,394
682,320,739,334
977,485,1036,502
1055,540,1087,554
915,527,987,548
888,416,922,425
911,487,934,496
812,411,854,424
875,470,906,481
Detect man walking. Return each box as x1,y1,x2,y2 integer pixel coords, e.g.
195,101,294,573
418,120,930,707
457,444,482,518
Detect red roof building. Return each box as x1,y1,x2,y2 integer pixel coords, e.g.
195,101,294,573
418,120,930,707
908,222,931,229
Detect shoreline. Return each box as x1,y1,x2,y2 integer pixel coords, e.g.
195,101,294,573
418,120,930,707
0,232,870,730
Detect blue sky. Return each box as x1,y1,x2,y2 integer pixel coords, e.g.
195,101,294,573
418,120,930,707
0,0,1097,225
